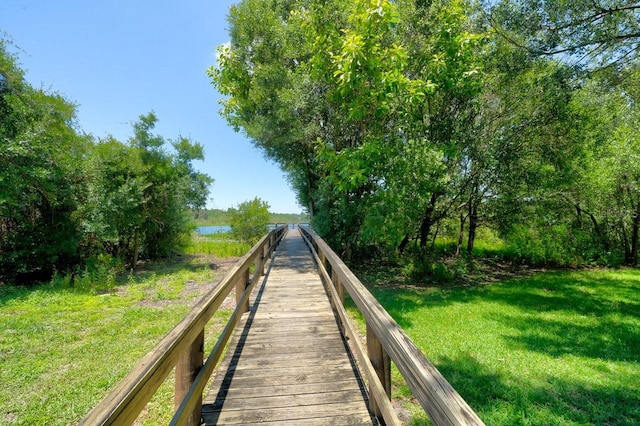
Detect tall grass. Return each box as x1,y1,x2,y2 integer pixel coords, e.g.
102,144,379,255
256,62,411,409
349,268,640,425
184,232,251,258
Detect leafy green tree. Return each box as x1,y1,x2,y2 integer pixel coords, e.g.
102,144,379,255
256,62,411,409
0,37,215,283
212,0,640,269
212,0,487,256
0,40,88,281
79,136,148,262
79,113,213,265
474,22,640,267
229,197,271,244
487,0,640,69
566,70,640,265
210,0,326,217
126,113,213,263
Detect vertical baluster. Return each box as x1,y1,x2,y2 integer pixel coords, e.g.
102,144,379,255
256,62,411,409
175,330,204,426
367,323,391,420
236,268,250,313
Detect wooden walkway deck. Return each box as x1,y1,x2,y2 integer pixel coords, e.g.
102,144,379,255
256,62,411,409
201,230,377,425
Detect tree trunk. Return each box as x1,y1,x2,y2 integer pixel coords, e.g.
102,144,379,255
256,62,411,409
456,209,466,256
431,222,440,250
419,193,438,248
621,220,631,263
398,234,410,254
467,202,478,256
586,211,609,251
631,203,640,266
133,228,140,267
576,204,583,229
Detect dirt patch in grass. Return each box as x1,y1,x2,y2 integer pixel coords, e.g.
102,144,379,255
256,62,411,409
131,254,241,309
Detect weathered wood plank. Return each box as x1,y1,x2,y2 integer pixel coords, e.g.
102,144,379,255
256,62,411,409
203,401,372,425
209,380,363,400
208,415,374,426
205,366,364,390
206,389,366,411
202,231,374,425
300,226,485,426
232,330,342,342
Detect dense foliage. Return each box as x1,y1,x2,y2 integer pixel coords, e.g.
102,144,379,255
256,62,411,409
190,208,309,226
229,197,271,244
211,0,640,268
0,41,212,283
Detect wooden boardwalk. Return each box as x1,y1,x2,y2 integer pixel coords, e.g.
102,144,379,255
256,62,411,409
202,230,377,425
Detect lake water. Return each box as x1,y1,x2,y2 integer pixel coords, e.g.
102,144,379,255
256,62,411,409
196,224,308,235
196,225,232,235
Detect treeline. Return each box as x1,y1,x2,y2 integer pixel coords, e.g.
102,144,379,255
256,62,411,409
191,208,309,226
212,0,640,267
0,41,212,283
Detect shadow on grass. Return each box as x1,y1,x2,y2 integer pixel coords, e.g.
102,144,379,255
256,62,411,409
487,271,640,319
362,270,640,362
433,354,640,425
354,268,640,424
362,283,490,329
497,313,640,363
484,271,640,363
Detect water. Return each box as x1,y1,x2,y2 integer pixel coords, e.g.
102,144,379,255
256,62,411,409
196,223,309,235
196,225,232,235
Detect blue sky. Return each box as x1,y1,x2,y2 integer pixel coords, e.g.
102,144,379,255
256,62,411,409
2,0,303,213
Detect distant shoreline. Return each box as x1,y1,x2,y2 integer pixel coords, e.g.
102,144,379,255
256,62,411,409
191,208,309,227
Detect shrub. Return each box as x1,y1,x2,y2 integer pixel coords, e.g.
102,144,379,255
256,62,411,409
229,198,270,245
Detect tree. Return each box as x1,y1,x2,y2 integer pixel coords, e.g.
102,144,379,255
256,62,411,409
212,0,640,269
212,0,487,256
125,113,213,263
479,6,640,266
0,39,88,281
566,70,640,265
229,197,271,244
79,113,213,265
486,0,640,69
209,0,327,217
1,37,215,283
79,136,148,262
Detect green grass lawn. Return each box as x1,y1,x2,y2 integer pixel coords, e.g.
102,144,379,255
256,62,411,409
351,267,640,425
3,231,638,426
0,254,234,425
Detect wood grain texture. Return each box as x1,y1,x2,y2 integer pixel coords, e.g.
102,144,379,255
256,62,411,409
202,232,376,426
82,227,287,426
299,228,401,426
300,227,485,426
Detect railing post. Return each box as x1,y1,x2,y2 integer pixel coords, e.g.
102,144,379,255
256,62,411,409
367,322,391,420
257,245,266,277
331,269,344,304
236,268,251,313
175,330,204,426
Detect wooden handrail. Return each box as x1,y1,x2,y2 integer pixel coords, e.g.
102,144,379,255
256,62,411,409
299,226,485,426
81,225,287,426
299,228,401,425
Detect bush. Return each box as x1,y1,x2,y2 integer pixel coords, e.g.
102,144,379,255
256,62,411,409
49,254,124,294
229,197,270,244
506,224,580,266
